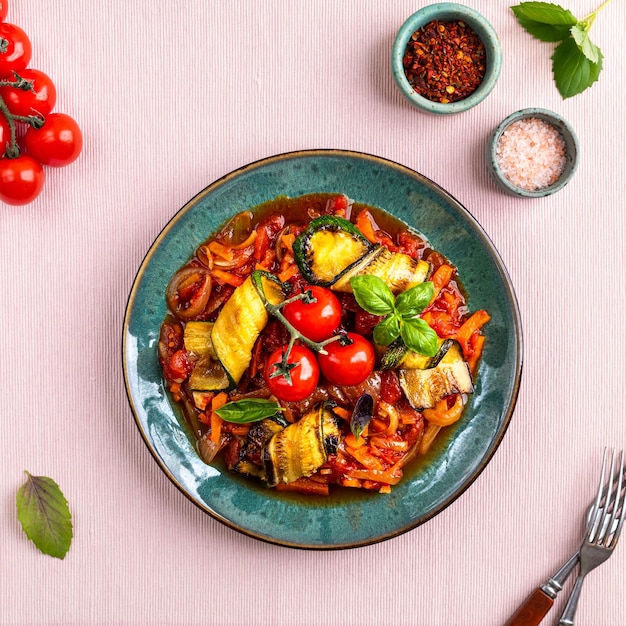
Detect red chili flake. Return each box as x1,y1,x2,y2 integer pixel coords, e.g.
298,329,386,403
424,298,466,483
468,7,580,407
402,20,486,104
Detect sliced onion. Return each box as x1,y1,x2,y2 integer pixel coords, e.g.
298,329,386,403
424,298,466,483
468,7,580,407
212,246,254,269
378,401,400,436
165,266,212,320
197,431,228,464
274,225,293,262
230,230,257,250
219,211,253,246
196,244,214,270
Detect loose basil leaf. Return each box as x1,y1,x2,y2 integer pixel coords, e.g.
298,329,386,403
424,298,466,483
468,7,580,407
400,318,439,357
350,393,374,440
551,37,603,99
569,24,601,64
350,275,395,316
511,15,572,42
373,313,401,346
395,281,434,317
16,472,73,559
216,398,283,423
511,2,577,26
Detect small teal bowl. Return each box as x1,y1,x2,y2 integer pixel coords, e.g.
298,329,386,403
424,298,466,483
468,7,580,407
391,3,502,114
487,108,579,198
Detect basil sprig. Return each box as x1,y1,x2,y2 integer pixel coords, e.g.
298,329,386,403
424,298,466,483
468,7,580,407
215,398,283,423
511,1,612,99
350,275,438,357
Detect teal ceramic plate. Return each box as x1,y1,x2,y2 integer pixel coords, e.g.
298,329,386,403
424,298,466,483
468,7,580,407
123,149,522,549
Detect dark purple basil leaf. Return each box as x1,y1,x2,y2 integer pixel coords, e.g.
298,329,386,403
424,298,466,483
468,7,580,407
350,393,374,439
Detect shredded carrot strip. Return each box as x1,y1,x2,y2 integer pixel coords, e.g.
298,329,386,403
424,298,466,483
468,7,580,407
278,263,299,283
209,392,228,444
430,264,454,299
344,432,367,449
423,395,464,427
355,209,378,243
347,468,403,485
198,411,211,426
345,445,384,470
466,333,485,373
280,232,296,253
275,478,330,496
456,309,491,344
332,407,352,421
340,477,362,488
226,424,251,437
208,241,234,260
211,269,245,287
369,417,388,433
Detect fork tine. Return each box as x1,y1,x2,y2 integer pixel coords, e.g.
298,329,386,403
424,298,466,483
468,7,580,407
595,448,616,544
588,448,609,543
606,451,625,549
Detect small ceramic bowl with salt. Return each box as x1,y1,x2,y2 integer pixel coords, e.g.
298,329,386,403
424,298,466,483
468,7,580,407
486,108,579,198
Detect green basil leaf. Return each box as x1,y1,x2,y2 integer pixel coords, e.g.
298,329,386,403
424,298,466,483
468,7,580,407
350,393,373,440
511,14,572,41
16,472,73,559
551,36,603,99
216,398,283,423
350,275,395,316
395,281,434,317
373,313,401,346
400,319,439,357
511,2,577,26
569,24,601,63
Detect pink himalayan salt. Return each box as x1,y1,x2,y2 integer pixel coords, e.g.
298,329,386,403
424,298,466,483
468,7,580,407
495,117,567,191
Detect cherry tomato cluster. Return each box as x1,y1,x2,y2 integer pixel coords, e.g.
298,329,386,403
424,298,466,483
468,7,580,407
264,285,376,402
0,1,82,205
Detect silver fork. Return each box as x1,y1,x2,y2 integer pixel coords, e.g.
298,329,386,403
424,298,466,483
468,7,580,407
558,448,625,626
504,463,621,626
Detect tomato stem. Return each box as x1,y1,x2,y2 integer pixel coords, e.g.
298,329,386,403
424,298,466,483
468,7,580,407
251,271,341,380
0,74,43,159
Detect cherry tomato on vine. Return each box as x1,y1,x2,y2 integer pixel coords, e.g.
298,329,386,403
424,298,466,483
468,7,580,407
0,1,8,23
0,154,44,205
24,112,82,167
318,332,375,387
282,285,342,342
0,68,56,118
264,344,320,402
0,23,31,76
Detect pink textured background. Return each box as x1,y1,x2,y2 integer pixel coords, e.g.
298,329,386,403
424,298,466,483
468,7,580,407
2,1,625,625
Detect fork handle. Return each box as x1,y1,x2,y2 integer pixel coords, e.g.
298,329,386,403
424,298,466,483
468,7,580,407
504,588,555,626
504,554,579,626
558,573,586,626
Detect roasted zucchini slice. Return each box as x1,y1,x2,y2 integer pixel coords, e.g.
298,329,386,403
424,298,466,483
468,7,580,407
263,403,340,486
188,355,230,391
231,417,287,480
399,342,474,409
331,246,430,293
211,272,285,388
183,321,217,358
293,215,373,286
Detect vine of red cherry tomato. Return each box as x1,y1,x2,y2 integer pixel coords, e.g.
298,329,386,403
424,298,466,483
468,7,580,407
264,285,376,402
0,1,82,205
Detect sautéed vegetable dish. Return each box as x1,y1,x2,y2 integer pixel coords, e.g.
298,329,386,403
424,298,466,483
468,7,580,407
158,194,489,496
